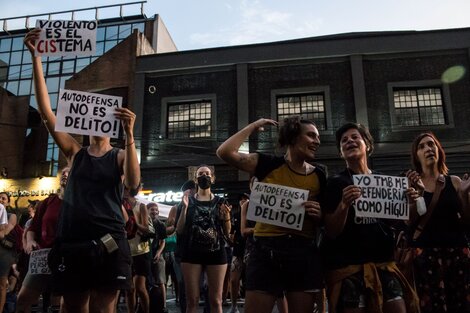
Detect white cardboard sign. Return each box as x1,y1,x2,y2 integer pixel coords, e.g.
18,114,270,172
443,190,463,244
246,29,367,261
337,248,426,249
352,174,409,220
29,248,51,275
55,89,122,138
247,182,309,230
35,20,97,57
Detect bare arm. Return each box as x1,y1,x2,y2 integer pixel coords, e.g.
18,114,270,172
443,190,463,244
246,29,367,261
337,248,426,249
154,239,166,262
116,107,140,190
240,200,255,237
219,203,232,238
166,205,177,235
454,174,470,222
324,185,361,238
176,191,190,235
216,118,277,175
24,29,81,163
25,230,40,254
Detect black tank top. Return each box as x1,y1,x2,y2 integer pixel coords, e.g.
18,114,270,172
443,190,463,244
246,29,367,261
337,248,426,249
415,175,467,247
57,147,125,241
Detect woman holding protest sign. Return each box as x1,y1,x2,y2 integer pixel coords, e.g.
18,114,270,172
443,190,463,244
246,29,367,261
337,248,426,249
322,122,419,313
176,165,232,313
406,132,470,313
216,116,326,313
15,166,69,313
24,29,140,313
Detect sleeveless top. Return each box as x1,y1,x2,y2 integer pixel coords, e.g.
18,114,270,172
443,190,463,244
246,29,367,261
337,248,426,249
414,175,468,248
128,200,151,256
57,147,125,241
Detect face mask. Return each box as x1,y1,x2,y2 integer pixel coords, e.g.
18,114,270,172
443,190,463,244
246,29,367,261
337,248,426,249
197,175,212,190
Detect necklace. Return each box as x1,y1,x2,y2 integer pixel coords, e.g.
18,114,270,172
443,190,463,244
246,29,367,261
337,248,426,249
285,159,311,188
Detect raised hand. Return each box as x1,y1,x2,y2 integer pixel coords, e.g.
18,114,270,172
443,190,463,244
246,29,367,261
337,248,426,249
114,107,136,135
24,29,41,55
219,202,232,221
251,118,278,132
406,170,425,194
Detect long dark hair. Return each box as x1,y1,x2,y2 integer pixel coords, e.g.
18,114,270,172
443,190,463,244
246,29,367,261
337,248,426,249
411,132,448,175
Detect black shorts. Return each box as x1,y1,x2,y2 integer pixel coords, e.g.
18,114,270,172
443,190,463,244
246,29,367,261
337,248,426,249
132,252,151,277
51,238,132,293
181,247,227,265
245,235,324,297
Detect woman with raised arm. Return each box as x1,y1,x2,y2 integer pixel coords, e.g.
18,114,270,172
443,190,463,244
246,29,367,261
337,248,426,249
176,165,231,313
407,132,470,313
24,29,140,313
217,116,325,313
323,123,419,313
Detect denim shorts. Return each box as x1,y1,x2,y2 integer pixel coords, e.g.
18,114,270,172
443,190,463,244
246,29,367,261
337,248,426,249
245,235,324,297
339,270,404,309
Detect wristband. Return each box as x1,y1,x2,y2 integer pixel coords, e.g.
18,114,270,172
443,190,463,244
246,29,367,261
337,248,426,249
125,141,135,147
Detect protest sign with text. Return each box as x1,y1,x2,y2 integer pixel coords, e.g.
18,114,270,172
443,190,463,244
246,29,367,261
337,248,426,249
29,248,51,275
55,89,122,138
352,174,409,220
35,20,97,57
247,182,309,230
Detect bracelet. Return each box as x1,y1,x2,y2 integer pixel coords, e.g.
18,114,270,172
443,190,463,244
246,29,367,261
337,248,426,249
125,141,135,147
224,219,231,222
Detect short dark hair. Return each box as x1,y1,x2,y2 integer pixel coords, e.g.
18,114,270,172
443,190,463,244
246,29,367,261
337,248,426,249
335,122,374,156
278,116,316,148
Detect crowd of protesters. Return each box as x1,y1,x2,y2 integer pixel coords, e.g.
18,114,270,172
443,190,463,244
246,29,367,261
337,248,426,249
0,29,469,313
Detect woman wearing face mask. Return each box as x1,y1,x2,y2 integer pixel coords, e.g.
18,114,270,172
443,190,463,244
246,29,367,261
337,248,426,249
176,165,231,313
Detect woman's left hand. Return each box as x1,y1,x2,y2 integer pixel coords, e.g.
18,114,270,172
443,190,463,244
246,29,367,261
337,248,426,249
115,107,136,135
219,203,232,221
459,173,470,205
406,187,420,204
304,201,321,220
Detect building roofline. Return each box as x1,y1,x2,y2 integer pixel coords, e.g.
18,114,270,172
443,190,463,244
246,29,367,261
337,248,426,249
136,26,470,73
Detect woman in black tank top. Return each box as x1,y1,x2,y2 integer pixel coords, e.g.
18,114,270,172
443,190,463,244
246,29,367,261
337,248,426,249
407,132,470,313
25,30,140,313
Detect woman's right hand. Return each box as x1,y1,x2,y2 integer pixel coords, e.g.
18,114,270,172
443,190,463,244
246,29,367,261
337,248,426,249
341,185,362,209
406,170,425,194
24,29,41,55
251,118,278,132
25,239,39,254
182,189,191,211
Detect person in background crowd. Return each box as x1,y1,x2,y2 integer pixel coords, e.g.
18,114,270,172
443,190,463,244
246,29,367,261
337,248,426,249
407,132,470,313
3,266,19,313
227,195,248,313
18,200,38,228
15,167,70,313
124,186,151,313
0,203,7,239
148,202,168,313
323,122,419,313
166,180,197,313
217,116,325,313
0,195,18,313
176,166,232,313
24,29,140,313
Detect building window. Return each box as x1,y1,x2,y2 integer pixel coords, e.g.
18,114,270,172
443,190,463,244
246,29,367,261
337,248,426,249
393,87,446,127
167,100,212,138
276,93,326,130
